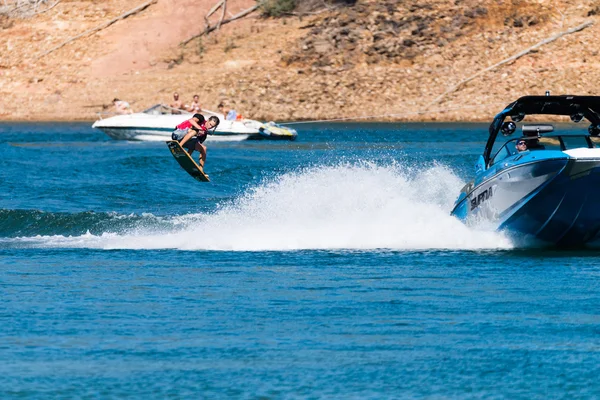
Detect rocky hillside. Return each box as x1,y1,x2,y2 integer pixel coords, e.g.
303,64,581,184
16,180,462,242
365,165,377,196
284,0,548,67
1,0,599,122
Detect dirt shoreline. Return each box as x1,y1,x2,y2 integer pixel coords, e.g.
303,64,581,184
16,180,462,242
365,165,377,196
1,1,599,124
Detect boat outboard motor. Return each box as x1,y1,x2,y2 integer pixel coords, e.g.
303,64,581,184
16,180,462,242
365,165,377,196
501,121,517,136
589,125,600,136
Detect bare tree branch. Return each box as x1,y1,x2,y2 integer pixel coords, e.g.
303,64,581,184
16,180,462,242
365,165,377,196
217,0,227,30
35,0,60,15
204,0,224,32
3,0,59,18
181,4,259,47
429,20,594,107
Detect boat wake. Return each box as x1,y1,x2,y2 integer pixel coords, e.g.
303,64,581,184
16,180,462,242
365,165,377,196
1,163,513,251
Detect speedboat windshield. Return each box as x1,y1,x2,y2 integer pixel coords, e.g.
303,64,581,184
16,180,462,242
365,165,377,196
142,104,191,115
489,121,597,166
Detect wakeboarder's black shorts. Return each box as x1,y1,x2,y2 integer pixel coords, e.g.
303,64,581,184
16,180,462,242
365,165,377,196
182,134,206,151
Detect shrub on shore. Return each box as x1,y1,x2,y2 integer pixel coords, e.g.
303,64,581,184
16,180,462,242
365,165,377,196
259,0,296,17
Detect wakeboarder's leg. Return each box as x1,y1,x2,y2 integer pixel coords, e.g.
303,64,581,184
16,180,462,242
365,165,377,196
197,143,207,168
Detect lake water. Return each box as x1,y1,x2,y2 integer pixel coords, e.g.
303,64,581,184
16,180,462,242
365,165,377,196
1,122,600,398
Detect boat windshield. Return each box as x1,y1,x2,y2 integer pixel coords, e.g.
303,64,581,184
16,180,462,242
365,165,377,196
142,104,190,115
489,119,599,166
490,134,595,166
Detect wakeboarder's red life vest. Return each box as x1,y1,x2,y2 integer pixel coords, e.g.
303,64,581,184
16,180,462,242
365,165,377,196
176,119,194,131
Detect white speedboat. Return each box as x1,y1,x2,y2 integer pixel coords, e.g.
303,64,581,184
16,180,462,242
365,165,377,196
92,104,297,141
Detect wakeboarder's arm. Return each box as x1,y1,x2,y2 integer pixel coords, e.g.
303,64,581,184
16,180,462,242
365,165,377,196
189,118,202,131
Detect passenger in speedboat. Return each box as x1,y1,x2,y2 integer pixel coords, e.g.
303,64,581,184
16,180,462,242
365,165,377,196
186,94,202,113
112,98,132,114
170,92,184,114
217,102,238,121
178,116,220,168
516,139,528,152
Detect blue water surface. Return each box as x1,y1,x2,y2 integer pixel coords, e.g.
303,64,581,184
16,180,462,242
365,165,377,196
1,122,600,398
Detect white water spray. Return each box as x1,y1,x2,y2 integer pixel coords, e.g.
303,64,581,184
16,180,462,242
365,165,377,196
11,163,513,251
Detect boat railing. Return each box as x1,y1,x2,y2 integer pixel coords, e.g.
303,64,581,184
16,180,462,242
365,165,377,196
141,104,192,116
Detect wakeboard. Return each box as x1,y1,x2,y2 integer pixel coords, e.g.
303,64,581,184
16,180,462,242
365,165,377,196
166,140,210,182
